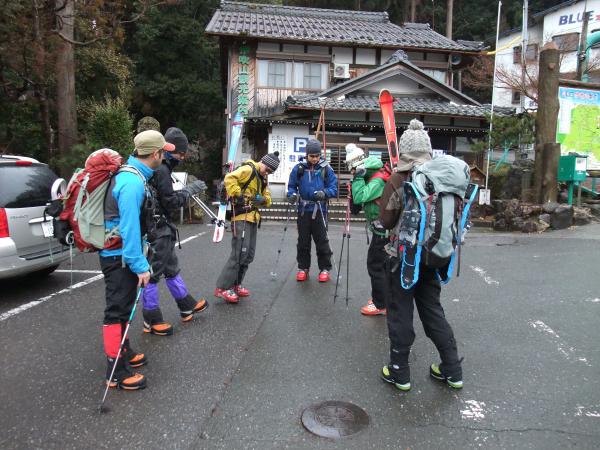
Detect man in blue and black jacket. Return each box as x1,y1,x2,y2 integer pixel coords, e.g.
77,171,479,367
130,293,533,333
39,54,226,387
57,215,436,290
100,130,173,391
287,138,338,283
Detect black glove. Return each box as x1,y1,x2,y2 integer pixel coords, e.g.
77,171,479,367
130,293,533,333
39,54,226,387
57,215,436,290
182,180,207,198
354,166,367,179
313,190,326,201
287,193,298,204
254,194,267,206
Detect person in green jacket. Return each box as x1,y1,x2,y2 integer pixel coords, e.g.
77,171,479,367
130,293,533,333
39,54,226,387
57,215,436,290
346,144,392,316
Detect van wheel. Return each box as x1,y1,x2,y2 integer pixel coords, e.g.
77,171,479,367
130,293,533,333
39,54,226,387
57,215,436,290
35,265,59,276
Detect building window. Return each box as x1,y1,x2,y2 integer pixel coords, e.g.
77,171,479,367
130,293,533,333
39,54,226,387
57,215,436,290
525,44,538,62
512,90,521,104
303,63,322,89
267,61,286,87
552,33,580,52
513,46,522,64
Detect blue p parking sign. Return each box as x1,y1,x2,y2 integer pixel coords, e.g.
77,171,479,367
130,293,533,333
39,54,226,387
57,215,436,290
294,137,308,153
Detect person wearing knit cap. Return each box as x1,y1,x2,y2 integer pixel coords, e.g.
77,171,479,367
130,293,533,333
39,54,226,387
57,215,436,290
286,138,338,283
214,152,277,303
137,116,160,134
377,119,463,392
140,127,209,337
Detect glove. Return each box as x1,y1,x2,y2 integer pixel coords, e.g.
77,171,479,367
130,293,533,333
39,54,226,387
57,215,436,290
254,194,267,206
313,190,326,201
182,180,207,198
287,193,298,204
354,166,367,179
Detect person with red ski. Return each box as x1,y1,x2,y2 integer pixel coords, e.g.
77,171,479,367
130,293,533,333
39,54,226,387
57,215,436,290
214,152,279,303
379,119,463,392
141,127,209,336
100,130,174,390
287,138,338,283
345,144,392,316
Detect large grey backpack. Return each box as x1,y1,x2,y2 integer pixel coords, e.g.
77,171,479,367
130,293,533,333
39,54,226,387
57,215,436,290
396,155,478,289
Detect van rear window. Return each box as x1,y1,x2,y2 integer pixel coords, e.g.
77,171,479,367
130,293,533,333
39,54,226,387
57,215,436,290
0,164,58,208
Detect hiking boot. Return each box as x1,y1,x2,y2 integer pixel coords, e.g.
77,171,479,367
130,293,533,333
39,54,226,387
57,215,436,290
214,288,239,304
318,270,330,283
106,357,146,390
234,285,250,297
176,294,209,322
296,270,308,282
123,338,147,368
360,299,386,316
381,364,411,391
142,309,174,336
430,363,463,389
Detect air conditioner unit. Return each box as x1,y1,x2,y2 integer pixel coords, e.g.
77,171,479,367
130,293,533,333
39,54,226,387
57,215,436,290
333,63,350,79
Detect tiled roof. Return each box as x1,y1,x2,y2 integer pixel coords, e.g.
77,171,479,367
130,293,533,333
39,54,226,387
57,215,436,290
206,1,478,51
285,95,491,118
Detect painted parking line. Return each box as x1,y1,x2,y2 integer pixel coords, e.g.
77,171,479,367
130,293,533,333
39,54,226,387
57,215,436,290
55,269,102,274
0,274,105,322
469,265,500,286
529,320,592,366
1,231,208,323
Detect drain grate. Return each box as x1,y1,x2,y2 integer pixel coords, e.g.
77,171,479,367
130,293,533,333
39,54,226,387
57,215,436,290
301,401,369,439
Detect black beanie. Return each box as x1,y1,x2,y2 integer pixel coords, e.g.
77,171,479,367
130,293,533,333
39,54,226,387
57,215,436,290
305,138,322,155
164,127,189,153
261,151,280,172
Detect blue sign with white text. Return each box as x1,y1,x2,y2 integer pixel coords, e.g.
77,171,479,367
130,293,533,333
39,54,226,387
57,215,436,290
294,137,308,153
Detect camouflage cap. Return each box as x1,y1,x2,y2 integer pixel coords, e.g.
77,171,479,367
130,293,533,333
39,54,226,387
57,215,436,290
137,116,160,133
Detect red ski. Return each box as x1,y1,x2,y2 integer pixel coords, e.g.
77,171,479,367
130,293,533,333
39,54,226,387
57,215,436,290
379,89,399,167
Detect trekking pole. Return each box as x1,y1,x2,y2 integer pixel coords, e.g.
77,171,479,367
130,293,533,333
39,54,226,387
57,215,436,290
235,205,248,287
317,201,339,279
270,203,291,280
98,286,144,413
344,193,351,306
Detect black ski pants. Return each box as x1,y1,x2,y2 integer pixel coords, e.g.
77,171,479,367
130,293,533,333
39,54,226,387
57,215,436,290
296,209,332,272
148,223,180,283
100,255,138,325
367,233,389,309
384,257,462,381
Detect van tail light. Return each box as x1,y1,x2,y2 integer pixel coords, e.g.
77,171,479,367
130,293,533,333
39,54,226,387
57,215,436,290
15,160,32,166
0,208,9,238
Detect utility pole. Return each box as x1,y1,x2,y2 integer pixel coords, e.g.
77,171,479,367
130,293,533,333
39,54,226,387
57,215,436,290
410,0,417,22
446,0,453,39
576,0,589,80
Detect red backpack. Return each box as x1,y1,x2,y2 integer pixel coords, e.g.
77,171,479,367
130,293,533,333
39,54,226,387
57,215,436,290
56,149,125,252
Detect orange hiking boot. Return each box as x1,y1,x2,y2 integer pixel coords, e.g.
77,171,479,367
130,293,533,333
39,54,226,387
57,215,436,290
143,321,174,336
214,288,239,304
234,285,250,297
296,270,308,282
318,270,330,283
123,339,147,368
177,295,209,322
106,357,146,390
360,299,386,316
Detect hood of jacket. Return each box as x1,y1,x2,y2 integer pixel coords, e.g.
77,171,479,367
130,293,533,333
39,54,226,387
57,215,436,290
396,151,432,172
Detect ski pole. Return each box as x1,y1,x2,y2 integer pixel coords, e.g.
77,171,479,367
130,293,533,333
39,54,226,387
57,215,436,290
333,226,346,303
317,201,339,278
270,203,291,280
99,286,144,413
235,210,248,287
345,193,351,306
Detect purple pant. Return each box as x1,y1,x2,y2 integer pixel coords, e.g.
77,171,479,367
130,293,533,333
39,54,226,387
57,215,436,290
142,274,189,310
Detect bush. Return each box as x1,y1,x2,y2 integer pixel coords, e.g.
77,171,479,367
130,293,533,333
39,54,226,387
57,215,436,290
81,96,134,158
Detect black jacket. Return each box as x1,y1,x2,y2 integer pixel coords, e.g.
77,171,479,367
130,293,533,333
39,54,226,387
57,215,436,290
151,159,187,218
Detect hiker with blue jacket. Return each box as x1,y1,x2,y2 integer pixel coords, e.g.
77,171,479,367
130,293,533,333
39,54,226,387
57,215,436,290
287,138,338,283
378,120,464,393
100,130,174,391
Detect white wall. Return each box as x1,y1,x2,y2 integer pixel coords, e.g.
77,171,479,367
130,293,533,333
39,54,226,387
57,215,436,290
267,124,310,199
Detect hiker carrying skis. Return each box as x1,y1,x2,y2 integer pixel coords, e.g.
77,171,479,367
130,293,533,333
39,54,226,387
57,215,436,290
141,127,209,336
379,119,463,392
100,130,174,390
287,138,338,283
214,152,279,303
345,144,392,316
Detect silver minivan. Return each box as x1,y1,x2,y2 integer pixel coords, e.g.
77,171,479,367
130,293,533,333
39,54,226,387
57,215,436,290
0,155,69,279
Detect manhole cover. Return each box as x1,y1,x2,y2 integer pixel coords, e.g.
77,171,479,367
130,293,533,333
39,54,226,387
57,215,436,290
301,401,369,439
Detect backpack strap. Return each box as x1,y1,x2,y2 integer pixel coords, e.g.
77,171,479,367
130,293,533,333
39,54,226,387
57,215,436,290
399,181,427,290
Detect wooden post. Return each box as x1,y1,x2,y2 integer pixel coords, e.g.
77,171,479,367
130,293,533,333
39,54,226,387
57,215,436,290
446,0,453,40
540,143,560,203
534,43,560,203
